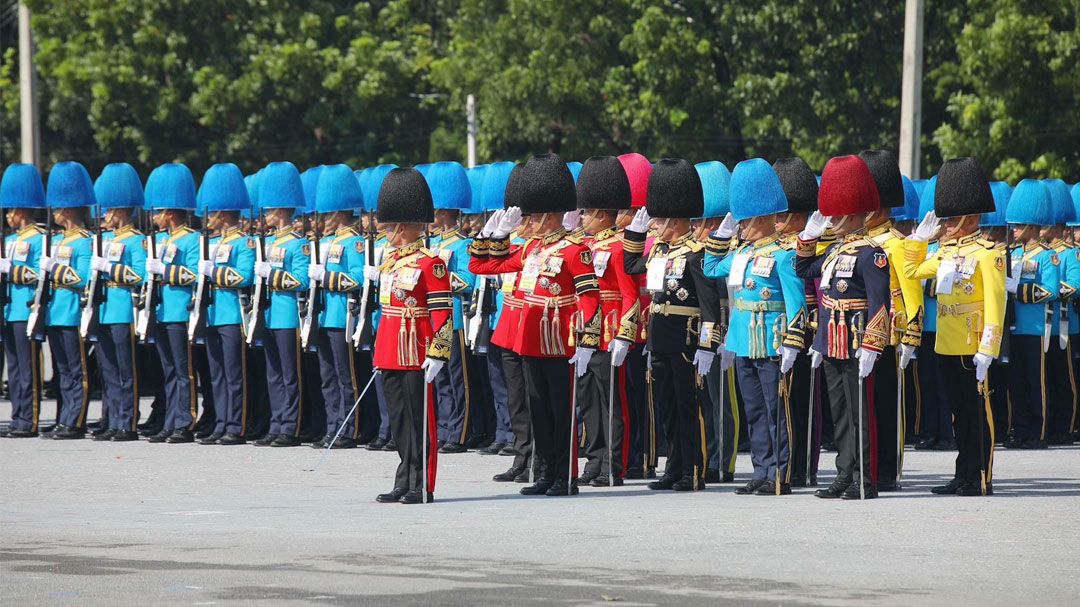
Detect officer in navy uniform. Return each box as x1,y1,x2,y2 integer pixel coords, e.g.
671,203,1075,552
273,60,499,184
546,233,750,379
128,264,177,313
40,162,95,440
795,155,892,500
196,163,255,445
308,164,365,449
624,158,723,492
89,163,146,442
252,162,310,447
0,164,47,438
143,163,201,443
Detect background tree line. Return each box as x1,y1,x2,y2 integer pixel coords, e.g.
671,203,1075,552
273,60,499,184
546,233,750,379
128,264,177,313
0,0,1077,182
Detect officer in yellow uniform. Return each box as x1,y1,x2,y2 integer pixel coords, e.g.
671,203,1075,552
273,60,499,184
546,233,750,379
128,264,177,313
903,158,1004,496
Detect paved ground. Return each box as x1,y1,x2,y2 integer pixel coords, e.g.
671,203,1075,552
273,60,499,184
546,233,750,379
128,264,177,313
2,400,1079,606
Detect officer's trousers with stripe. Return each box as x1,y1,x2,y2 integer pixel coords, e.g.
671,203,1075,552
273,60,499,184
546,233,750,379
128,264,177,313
735,357,788,483
938,354,995,485
1008,335,1046,442
206,324,246,436
382,370,438,493
579,349,628,478
4,322,40,432
97,323,139,432
522,356,576,483
48,326,88,430
651,351,703,484
317,328,357,437
265,328,302,437
154,322,195,432
822,356,876,487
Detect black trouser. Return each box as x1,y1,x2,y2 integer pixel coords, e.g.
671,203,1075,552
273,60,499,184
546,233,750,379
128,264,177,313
467,349,496,443
318,328,357,437
205,324,247,436
1046,338,1077,438
522,355,575,483
1007,335,1046,441
938,354,995,486
788,353,820,482
822,357,876,487
624,344,656,472
871,346,902,484
245,343,270,437
265,328,302,437
500,346,532,472
1073,335,1080,434
138,342,166,429
579,349,628,478
97,323,139,432
4,322,41,432
988,359,1010,440
354,349,381,442
192,343,215,431
382,369,437,493
301,348,325,439
916,333,953,441
704,361,741,475
651,350,704,484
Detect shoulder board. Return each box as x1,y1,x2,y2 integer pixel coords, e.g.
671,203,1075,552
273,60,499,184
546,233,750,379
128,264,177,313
77,227,91,237
418,247,437,258
173,225,194,235
976,238,996,249
564,234,583,245
757,243,782,255
777,238,795,251
684,241,703,253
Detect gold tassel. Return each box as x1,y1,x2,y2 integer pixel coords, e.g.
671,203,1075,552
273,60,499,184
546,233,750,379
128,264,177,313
540,310,551,355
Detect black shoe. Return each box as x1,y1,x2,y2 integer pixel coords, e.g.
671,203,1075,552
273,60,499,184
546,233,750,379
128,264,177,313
703,469,721,483
166,430,194,443
218,433,246,445
253,434,278,446
480,441,507,455
735,480,766,495
545,479,579,496
932,438,957,451
578,468,601,485
493,467,525,482
93,429,117,441
399,490,433,504
271,435,300,447
671,477,697,491
814,479,850,499
754,481,792,495
376,489,406,503
439,442,468,454
878,481,902,492
590,474,624,487
111,430,139,442
464,434,492,449
1020,438,1047,449
1047,433,1075,446
841,483,877,500
311,437,329,449
520,480,554,495
7,428,39,438
199,432,224,445
913,437,937,450
623,467,644,480
383,439,397,451
366,437,387,451
139,426,164,438
1003,435,1023,449
52,426,85,440
498,445,518,456
331,437,356,449
146,429,172,443
90,426,111,438
930,478,963,494
194,428,215,440
647,475,679,491
721,471,735,483
957,482,993,496
790,476,808,487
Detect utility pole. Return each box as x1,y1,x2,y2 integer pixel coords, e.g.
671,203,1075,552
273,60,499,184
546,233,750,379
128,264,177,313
898,0,924,178
18,2,40,167
466,94,477,168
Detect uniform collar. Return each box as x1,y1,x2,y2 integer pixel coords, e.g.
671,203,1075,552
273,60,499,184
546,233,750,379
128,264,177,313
591,225,618,242
114,223,137,237
395,238,425,257
867,219,894,239
335,225,357,238
663,231,693,248
752,233,780,248
841,228,867,244
17,224,41,237
538,228,567,245
273,226,295,239
63,226,86,237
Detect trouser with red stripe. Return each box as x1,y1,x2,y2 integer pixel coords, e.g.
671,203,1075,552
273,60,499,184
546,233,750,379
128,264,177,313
382,369,438,494
522,355,576,483
823,356,877,487
579,349,629,479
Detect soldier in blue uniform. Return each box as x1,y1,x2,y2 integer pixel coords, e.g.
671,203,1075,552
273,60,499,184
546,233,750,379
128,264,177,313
425,162,481,453
308,164,365,449
143,163,201,443
795,156,892,500
1043,179,1079,445
40,162,95,439
0,164,47,437
706,159,808,495
197,163,255,445
1070,183,1080,442
1003,179,1059,450
252,162,310,447
90,163,146,441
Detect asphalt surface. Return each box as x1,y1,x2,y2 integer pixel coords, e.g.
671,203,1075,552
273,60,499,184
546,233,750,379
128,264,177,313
2,399,1079,606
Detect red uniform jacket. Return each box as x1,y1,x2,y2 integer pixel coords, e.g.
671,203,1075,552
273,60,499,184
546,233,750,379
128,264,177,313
373,239,454,371
470,229,602,358
585,226,640,349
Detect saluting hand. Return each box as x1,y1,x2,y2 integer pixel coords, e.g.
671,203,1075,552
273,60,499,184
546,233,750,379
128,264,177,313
799,211,830,241
627,207,651,233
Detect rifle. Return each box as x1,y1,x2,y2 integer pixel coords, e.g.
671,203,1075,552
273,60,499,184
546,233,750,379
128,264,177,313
25,205,52,340
466,275,495,354
135,211,159,343
300,213,321,351
187,216,211,342
245,212,269,346
78,204,105,340
351,210,377,351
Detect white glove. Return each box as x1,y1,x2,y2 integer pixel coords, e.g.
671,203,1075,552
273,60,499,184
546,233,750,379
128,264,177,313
909,211,940,242
0,258,12,275
572,347,594,377
254,261,272,278
810,348,823,369
627,207,651,233
973,352,993,382
492,206,522,239
609,339,630,367
799,211,829,241
363,266,380,283
480,210,504,238
39,256,58,273
422,357,445,383
693,349,716,377
856,347,878,378
1005,275,1019,294
714,212,738,239
145,258,165,276
198,260,215,278
780,346,799,374
899,344,916,369
90,255,112,273
562,210,582,231
718,345,735,371
308,263,326,283
209,245,220,262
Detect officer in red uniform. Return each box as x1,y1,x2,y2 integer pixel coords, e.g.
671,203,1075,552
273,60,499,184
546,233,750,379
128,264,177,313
574,156,641,486
371,167,453,505
470,153,602,497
